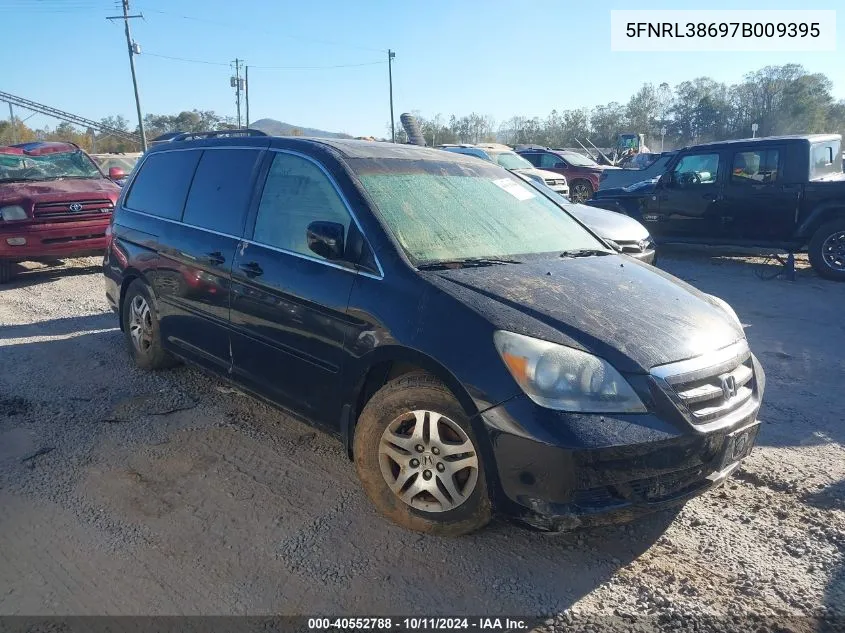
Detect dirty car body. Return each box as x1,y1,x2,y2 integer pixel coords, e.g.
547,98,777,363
0,142,121,281
104,137,764,531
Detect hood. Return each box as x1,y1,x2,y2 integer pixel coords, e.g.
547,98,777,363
514,167,567,182
426,256,742,373
563,203,650,242
593,178,657,199
0,178,120,206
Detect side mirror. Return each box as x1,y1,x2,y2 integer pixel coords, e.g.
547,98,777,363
307,221,345,260
659,172,673,187
108,167,126,180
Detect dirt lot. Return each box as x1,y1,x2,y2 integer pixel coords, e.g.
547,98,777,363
0,253,843,629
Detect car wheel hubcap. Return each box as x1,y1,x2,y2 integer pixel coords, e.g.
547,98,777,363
572,183,590,202
378,410,479,513
128,295,153,353
821,231,845,271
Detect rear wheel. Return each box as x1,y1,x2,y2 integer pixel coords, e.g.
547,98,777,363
353,374,492,536
570,179,594,203
121,280,178,370
808,218,845,281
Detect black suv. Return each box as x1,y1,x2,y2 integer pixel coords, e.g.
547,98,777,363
588,134,845,280
104,131,765,535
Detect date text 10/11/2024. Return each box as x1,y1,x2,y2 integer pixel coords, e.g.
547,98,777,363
307,618,531,630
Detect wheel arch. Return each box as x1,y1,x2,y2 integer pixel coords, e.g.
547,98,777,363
117,268,151,331
340,345,481,460
796,203,845,243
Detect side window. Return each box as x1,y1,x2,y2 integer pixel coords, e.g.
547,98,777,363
731,149,780,184
538,153,563,169
521,153,540,167
125,150,201,220
253,153,353,261
182,149,261,235
672,153,720,185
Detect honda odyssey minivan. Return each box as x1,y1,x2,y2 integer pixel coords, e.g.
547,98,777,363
104,130,764,535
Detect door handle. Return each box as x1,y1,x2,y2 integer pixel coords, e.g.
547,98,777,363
205,251,226,266
239,261,263,278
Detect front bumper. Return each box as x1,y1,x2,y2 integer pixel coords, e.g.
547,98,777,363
548,184,570,197
626,247,657,265
479,388,761,531
0,217,109,260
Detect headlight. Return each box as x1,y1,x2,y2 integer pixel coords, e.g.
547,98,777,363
493,330,646,413
708,295,742,329
0,205,27,221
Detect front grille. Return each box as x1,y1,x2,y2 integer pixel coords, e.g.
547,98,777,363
34,199,113,219
571,465,709,508
544,178,566,186
651,340,757,426
616,238,653,254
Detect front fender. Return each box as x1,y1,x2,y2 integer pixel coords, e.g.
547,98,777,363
795,202,845,241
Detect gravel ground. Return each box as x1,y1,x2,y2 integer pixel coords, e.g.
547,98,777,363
0,254,843,630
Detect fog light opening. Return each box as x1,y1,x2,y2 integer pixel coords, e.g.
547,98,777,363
6,237,26,246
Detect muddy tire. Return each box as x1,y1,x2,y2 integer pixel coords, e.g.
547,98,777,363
121,279,178,370
808,218,845,281
354,373,492,536
0,259,12,284
570,179,594,203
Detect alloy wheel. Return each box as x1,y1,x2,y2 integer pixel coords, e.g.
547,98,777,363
571,182,592,203
821,230,845,272
128,295,153,353
378,410,479,513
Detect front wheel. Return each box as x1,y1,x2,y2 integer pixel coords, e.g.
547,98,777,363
570,180,594,204
808,218,845,281
353,374,492,536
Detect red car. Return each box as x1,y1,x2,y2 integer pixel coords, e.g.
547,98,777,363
0,142,121,283
517,148,611,203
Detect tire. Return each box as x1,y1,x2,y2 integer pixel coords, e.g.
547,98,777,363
121,279,178,370
808,218,845,281
353,373,492,536
0,259,12,284
570,180,594,204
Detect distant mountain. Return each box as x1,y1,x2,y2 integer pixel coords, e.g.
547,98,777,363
249,118,351,139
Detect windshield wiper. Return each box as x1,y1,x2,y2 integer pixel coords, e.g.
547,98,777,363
559,248,612,259
417,257,521,270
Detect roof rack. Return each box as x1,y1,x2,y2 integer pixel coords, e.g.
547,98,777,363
169,129,269,142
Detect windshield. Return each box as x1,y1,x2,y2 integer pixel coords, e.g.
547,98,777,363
493,151,533,170
559,152,599,167
0,150,103,182
351,158,606,265
91,155,140,173
809,139,842,180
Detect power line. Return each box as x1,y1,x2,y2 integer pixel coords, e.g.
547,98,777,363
143,52,229,66
141,51,384,70
141,7,387,54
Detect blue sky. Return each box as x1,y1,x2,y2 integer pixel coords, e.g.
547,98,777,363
2,0,843,137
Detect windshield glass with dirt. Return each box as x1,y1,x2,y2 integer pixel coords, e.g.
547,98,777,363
0,150,103,183
560,152,599,167
352,158,606,265
493,151,534,170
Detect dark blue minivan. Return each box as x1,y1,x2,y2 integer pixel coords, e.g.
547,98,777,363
104,131,765,535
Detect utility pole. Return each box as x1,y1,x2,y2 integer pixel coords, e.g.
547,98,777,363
107,0,147,151
388,49,395,143
8,102,17,144
245,66,250,128
230,59,244,129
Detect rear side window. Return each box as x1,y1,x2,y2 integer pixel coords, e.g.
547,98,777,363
809,139,842,180
125,150,201,220
731,149,780,184
252,153,352,260
182,149,261,235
